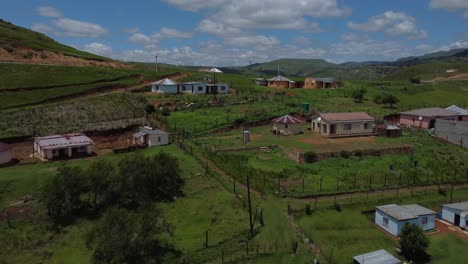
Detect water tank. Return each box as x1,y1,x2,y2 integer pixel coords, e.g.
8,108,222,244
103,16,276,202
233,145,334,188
243,130,250,143
302,102,310,112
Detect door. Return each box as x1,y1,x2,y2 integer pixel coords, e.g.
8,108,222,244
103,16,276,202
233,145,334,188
429,119,436,129
330,125,336,134
455,214,460,226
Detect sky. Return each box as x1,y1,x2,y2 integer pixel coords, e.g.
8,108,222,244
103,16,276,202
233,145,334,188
2,0,468,66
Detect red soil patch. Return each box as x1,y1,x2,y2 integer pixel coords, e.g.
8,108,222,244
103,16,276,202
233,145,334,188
432,219,468,240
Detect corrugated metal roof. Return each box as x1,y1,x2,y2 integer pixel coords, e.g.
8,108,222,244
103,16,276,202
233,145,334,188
446,105,468,116
210,68,223,73
151,78,178,85
317,112,375,122
272,114,303,124
401,107,458,117
267,75,295,83
0,142,9,152
35,134,94,150
443,201,468,211
310,77,335,83
353,249,401,264
133,129,170,138
376,204,435,221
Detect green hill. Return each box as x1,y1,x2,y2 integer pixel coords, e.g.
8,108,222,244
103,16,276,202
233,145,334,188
0,19,109,61
242,58,339,77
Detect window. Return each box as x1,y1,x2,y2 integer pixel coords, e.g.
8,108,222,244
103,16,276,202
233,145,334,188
422,216,428,224
323,124,327,133
285,124,289,129
343,124,352,131
158,136,161,142
383,217,389,227
221,86,226,91
198,86,203,91
364,123,369,129
183,86,186,91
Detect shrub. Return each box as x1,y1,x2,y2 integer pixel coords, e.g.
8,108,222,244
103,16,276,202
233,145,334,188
305,204,312,215
399,223,430,262
354,149,363,157
304,151,318,163
234,117,246,125
334,203,342,212
340,150,351,159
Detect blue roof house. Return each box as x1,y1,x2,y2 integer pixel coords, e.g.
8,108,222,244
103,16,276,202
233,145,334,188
375,204,436,237
442,201,468,230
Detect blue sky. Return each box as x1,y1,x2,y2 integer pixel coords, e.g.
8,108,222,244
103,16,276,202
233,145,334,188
1,0,468,66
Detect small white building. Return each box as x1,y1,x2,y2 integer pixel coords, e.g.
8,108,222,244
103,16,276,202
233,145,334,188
34,133,94,160
133,127,170,147
206,82,229,94
151,78,179,94
442,201,468,230
272,114,303,135
0,142,12,165
375,204,436,237
180,82,207,94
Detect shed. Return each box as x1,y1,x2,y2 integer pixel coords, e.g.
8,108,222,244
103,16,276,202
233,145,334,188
446,105,468,121
311,112,375,137
34,134,94,160
442,201,468,230
304,77,337,89
151,78,179,94
399,107,458,129
0,142,12,165
254,78,268,86
267,75,296,88
375,204,436,237
377,124,402,138
272,115,303,135
133,127,170,147
353,249,401,264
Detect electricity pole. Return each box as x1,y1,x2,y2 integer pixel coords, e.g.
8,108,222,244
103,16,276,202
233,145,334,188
155,55,158,72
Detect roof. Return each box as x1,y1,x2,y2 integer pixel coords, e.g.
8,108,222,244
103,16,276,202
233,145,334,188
446,105,468,116
376,124,400,130
376,204,436,221
401,107,458,117
34,134,94,150
133,129,170,138
181,81,203,85
443,201,468,211
151,78,178,85
309,77,335,83
272,114,303,124
0,142,10,152
317,112,375,122
353,249,401,264
267,75,295,83
209,68,223,73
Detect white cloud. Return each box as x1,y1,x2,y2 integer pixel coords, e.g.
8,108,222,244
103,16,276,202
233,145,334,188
159,27,192,39
129,33,153,45
348,11,427,40
83,42,112,56
224,34,280,49
439,40,468,51
330,38,412,61
37,6,63,18
429,0,468,10
31,23,53,34
291,36,313,46
52,18,108,37
197,19,241,36
163,0,227,11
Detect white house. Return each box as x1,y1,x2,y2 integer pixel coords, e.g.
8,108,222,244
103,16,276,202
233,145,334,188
180,82,207,94
151,78,179,94
442,201,468,230
0,142,12,165
133,127,170,147
353,249,401,264
272,114,303,135
206,82,229,94
375,204,436,237
34,134,94,160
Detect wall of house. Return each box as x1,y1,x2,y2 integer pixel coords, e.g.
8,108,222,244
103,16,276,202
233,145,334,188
218,83,229,94
193,84,206,94
147,134,169,147
375,210,400,236
461,213,468,230
272,123,301,135
303,78,316,89
151,84,178,94
0,150,11,164
416,214,436,231
268,81,289,88
310,118,374,137
442,206,459,224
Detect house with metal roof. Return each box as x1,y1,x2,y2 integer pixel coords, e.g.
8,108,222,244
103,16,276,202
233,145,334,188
353,249,401,264
267,75,296,88
0,142,12,165
446,105,468,121
151,78,179,94
179,82,207,94
442,201,468,230
133,127,170,147
303,77,337,89
253,78,268,86
375,204,436,236
272,114,303,135
311,112,375,137
34,133,94,160
399,107,458,129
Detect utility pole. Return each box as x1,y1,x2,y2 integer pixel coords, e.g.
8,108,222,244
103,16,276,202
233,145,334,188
155,55,158,72
247,170,254,239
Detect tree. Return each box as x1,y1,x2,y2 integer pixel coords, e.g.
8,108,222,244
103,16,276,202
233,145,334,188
145,103,156,114
87,160,115,207
373,94,383,105
382,94,400,108
352,88,367,103
399,223,430,262
304,151,318,163
88,207,179,264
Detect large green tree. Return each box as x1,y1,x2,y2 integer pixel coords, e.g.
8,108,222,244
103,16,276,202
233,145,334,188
352,88,367,103
399,223,430,262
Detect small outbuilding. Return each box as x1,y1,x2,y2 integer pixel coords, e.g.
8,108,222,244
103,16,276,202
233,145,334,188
267,75,296,88
399,107,458,129
272,114,303,135
206,82,229,94
180,82,207,95
375,204,436,237
133,127,170,147
151,78,179,94
446,105,468,122
34,133,94,160
311,112,375,137
0,142,12,165
253,78,268,86
303,77,337,89
353,249,401,264
377,124,402,138
442,201,468,230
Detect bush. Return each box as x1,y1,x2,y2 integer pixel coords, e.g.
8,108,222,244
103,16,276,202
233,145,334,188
234,117,246,125
305,204,312,215
304,151,318,163
354,149,363,157
334,203,342,212
340,150,351,159
399,223,430,262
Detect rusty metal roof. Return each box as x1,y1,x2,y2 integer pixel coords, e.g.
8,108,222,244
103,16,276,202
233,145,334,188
272,114,303,124
34,133,94,150
317,112,375,122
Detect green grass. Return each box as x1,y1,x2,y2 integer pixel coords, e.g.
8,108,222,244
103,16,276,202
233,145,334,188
429,234,468,264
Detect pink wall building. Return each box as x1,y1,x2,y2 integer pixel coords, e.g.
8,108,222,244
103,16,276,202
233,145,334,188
399,108,458,129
